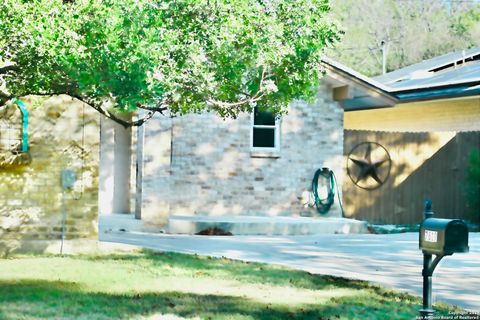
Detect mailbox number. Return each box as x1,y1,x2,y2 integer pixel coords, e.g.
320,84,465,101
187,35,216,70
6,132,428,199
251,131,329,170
424,230,438,243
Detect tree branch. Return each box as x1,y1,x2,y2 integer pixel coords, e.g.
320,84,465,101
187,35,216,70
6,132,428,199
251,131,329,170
0,64,18,75
130,110,155,126
137,97,170,115
1,89,161,128
70,94,150,128
206,66,268,109
0,90,13,106
207,93,265,108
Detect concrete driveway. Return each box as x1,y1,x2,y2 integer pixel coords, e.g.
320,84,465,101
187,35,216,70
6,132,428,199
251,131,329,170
100,231,480,311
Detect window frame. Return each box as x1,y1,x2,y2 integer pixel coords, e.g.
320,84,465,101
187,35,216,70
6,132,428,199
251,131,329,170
250,107,281,154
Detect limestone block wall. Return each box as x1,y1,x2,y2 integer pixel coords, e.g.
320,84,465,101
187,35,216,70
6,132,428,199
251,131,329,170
0,95,99,245
141,84,344,225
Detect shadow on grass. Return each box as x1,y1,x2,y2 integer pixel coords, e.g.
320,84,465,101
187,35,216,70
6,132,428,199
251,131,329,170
0,279,423,320
78,249,372,292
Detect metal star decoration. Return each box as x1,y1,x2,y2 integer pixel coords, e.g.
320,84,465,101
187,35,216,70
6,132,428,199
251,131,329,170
347,142,392,190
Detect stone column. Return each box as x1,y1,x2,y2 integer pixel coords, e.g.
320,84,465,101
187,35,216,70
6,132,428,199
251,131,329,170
99,116,114,214
113,119,132,214
99,114,132,214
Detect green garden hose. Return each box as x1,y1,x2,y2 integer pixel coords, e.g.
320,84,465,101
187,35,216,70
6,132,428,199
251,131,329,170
311,168,344,216
312,168,335,214
12,98,28,152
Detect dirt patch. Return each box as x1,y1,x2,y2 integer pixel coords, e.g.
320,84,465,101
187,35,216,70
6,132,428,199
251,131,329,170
367,224,420,234
195,227,233,236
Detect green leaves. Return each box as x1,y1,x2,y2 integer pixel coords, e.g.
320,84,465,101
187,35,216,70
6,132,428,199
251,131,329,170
465,149,480,219
328,0,479,76
1,0,338,123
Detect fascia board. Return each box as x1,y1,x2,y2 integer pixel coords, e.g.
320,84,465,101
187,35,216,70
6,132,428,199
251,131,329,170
321,58,398,107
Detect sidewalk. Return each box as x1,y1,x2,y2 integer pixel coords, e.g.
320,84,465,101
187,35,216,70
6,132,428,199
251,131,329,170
100,231,480,311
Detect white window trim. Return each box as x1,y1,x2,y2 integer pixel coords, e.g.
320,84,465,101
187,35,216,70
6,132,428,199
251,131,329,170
250,109,281,156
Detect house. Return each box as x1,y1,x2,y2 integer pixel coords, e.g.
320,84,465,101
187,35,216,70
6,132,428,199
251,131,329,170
341,48,480,224
98,59,396,236
5,58,385,253
100,48,480,234
3,49,478,251
345,47,480,132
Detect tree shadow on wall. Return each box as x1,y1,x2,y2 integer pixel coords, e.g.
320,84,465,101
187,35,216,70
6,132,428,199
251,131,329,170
344,131,480,224
0,95,100,256
140,91,346,221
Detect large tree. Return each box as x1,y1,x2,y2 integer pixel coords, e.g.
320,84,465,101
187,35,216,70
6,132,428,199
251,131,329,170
452,4,480,47
0,0,339,127
328,0,478,76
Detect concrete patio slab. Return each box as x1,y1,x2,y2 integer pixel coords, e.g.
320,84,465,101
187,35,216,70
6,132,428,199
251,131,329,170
167,215,368,235
100,213,369,235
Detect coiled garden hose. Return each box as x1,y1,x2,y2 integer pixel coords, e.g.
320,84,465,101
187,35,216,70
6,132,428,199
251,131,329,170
311,168,345,216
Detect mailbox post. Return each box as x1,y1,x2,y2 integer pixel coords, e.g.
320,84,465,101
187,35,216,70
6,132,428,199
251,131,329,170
420,200,435,318
418,200,469,319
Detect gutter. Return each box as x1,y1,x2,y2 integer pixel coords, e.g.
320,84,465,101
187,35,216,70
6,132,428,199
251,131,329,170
391,82,480,103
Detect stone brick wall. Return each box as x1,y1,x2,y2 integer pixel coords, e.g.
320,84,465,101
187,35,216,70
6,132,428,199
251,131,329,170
0,95,99,247
141,84,344,226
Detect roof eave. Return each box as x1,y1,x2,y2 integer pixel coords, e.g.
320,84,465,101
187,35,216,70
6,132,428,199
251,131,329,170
321,58,398,109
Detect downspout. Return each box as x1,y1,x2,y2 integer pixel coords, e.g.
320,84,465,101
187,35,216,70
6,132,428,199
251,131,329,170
135,109,145,220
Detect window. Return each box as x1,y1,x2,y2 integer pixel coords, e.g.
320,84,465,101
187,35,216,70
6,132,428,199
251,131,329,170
251,107,280,152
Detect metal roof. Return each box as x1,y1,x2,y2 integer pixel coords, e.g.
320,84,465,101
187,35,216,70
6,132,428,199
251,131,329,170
322,48,480,110
374,47,480,87
386,63,480,91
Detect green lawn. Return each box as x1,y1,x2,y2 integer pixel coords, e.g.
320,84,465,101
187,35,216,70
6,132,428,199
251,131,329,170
0,250,461,320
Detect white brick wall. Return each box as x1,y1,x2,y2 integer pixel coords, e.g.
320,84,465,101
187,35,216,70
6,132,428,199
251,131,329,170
141,84,344,225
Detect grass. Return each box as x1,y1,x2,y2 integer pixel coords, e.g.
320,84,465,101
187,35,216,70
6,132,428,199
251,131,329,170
0,250,462,320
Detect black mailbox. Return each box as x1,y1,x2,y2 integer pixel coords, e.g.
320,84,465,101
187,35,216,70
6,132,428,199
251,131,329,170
418,201,470,319
419,218,469,255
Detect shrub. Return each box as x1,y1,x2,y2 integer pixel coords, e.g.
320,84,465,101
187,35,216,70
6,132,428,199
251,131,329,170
465,149,480,221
